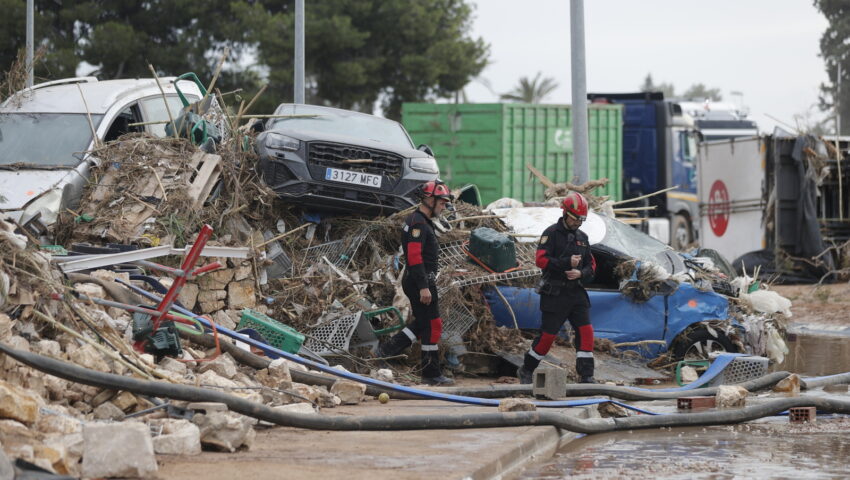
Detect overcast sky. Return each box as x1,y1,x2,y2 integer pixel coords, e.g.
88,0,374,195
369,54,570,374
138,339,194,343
465,0,830,133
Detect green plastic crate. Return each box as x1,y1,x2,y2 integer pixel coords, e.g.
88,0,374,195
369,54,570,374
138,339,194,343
468,227,517,272
237,309,304,354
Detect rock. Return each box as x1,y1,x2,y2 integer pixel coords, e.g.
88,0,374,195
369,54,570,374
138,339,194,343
292,384,329,405
198,289,227,304
198,268,235,290
266,358,292,388
33,442,74,476
282,359,308,373
227,280,256,309
74,282,106,300
0,445,12,480
32,340,62,358
112,391,138,412
773,374,801,394
35,408,82,435
375,369,394,383
93,401,126,421
187,402,228,414
196,370,240,389
193,412,255,452
68,344,110,373
597,401,630,418
3,336,30,370
177,282,200,310
90,389,116,408
199,299,226,314
498,398,536,412
91,269,130,283
330,380,366,405
716,385,748,408
82,422,157,478
212,310,238,331
150,419,202,455
41,435,80,477
273,403,316,415
680,366,699,384
0,314,13,342
233,264,253,282
0,379,40,424
159,357,188,376
199,353,239,380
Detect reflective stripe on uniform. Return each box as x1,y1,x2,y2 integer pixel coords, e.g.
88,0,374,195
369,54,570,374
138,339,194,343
421,344,439,351
527,349,545,360
576,351,594,358
402,328,416,342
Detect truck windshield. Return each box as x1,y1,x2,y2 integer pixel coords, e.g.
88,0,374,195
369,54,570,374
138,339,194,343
270,105,414,150
0,113,103,167
597,215,683,274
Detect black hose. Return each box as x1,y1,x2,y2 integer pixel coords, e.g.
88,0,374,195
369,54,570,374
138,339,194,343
802,373,850,390
4,342,850,433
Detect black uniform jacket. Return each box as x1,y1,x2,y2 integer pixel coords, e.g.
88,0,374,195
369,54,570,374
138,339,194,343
535,218,596,296
402,209,439,290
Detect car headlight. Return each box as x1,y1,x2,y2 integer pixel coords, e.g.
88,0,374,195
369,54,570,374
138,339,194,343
265,132,301,152
21,188,64,225
410,157,439,174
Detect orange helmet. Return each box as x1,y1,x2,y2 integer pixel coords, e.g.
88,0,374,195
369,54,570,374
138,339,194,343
420,180,452,201
561,192,588,220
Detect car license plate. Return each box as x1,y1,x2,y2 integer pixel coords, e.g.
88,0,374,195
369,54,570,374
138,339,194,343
324,168,382,188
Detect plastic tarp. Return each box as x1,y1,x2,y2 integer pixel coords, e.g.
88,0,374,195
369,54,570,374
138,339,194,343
484,283,728,357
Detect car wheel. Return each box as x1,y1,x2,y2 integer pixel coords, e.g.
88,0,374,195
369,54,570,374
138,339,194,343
670,214,692,250
672,327,737,361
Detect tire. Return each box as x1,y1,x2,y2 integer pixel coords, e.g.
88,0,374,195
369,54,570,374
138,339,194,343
672,326,737,361
670,214,693,251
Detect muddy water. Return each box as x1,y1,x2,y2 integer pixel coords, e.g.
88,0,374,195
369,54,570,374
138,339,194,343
521,420,850,479
776,333,850,376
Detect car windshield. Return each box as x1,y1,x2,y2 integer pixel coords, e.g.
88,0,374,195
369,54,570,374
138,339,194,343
0,113,103,167
270,105,414,149
597,215,682,273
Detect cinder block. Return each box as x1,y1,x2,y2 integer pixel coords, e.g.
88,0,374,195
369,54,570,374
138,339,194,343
532,366,567,400
677,396,716,410
789,406,817,424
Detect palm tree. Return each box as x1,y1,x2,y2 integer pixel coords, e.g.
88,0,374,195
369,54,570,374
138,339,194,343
500,72,559,103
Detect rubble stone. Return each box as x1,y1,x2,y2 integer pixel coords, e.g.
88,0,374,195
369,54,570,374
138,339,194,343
90,389,116,408
82,422,157,478
35,408,82,435
91,269,130,284
68,344,110,373
3,336,30,370
93,401,126,421
112,391,139,412
273,403,316,415
773,374,801,394
33,340,62,358
375,369,394,383
292,384,338,408
227,280,256,309
680,366,699,384
74,282,106,300
266,358,292,389
193,412,255,452
498,398,536,412
187,402,228,414
233,264,253,281
0,314,13,342
598,401,630,418
198,268,235,290
716,385,748,408
199,353,239,379
197,370,240,389
33,443,73,476
198,289,228,304
177,282,200,310
0,446,12,480
159,357,189,376
150,419,202,455
0,379,40,424
199,299,226,314
42,435,81,477
212,310,238,330
330,380,366,405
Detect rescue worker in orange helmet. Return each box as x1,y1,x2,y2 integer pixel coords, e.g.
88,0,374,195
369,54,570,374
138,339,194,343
377,180,455,385
517,191,597,384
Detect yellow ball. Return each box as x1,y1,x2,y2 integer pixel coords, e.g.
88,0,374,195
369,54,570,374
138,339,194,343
378,393,390,404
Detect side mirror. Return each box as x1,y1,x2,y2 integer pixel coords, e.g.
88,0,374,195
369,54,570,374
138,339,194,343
250,119,266,134
417,144,435,157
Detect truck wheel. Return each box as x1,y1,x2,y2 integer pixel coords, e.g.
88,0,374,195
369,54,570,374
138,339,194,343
670,214,692,250
672,327,738,361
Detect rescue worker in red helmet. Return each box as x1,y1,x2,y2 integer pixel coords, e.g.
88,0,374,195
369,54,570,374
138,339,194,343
517,191,597,384
377,180,455,385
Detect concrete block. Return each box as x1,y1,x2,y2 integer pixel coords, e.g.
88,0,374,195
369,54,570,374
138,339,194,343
532,366,567,400
82,422,157,478
150,419,202,455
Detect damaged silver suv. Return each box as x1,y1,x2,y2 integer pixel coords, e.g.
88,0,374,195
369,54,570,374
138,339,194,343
256,104,439,214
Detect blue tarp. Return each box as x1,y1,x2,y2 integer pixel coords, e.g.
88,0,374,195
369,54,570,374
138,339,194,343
484,283,728,357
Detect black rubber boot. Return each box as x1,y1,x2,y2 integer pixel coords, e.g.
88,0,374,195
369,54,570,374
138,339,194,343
378,331,413,358
576,355,594,383
421,350,454,385
517,366,534,384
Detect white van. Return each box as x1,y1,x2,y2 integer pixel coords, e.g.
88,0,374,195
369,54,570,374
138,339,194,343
0,77,202,232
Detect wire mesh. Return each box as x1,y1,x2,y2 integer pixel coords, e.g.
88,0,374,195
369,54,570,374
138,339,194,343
441,298,477,345
303,228,369,271
302,312,379,356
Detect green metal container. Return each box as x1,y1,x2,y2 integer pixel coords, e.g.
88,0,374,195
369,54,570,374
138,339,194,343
237,309,305,354
467,227,517,272
402,103,623,205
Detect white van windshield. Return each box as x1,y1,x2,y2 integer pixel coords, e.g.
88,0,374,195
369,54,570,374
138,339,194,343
0,113,103,167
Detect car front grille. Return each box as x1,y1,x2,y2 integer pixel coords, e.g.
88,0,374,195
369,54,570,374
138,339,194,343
307,142,403,177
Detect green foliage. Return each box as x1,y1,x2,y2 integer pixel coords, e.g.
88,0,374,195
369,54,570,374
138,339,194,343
639,73,676,99
815,0,850,135
639,73,722,101
500,72,559,104
0,0,488,119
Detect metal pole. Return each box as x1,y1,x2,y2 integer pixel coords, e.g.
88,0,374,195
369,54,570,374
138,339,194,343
26,0,33,87
294,0,305,104
570,0,589,184
837,61,843,220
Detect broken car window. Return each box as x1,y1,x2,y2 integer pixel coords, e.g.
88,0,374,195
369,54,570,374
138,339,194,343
597,215,683,274
0,113,104,167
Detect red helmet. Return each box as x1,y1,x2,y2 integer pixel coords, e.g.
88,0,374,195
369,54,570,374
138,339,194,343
420,180,452,201
561,192,588,220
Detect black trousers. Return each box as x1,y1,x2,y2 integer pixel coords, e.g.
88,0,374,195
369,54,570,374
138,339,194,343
380,275,443,378
523,291,594,379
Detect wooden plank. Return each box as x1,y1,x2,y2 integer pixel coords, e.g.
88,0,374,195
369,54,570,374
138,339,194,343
187,153,222,210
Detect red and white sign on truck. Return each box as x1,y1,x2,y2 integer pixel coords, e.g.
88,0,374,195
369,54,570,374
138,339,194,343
697,137,766,263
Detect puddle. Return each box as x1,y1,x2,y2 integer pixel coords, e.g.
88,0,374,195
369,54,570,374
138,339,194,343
521,420,850,479
775,333,850,377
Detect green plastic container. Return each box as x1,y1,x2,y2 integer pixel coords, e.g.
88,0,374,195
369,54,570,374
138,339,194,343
402,103,623,205
468,227,517,272
237,309,305,354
